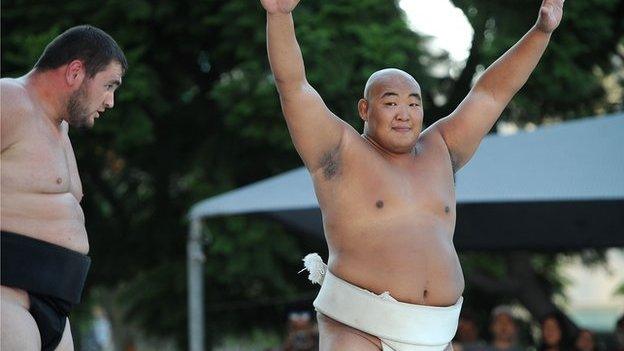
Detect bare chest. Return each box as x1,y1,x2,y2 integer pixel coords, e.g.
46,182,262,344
1,120,81,197
320,147,455,222
373,162,452,210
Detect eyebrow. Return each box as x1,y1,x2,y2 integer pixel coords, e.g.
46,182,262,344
108,79,122,87
380,92,398,98
380,92,421,100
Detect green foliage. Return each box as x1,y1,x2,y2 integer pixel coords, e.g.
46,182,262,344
2,0,622,347
616,282,624,295
449,0,624,123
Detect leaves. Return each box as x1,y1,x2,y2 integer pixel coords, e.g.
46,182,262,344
2,0,621,346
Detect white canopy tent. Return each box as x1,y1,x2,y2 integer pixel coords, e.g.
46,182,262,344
186,113,624,351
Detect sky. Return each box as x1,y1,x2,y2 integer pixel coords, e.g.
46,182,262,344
399,0,473,62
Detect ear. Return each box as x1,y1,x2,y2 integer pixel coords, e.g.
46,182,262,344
357,98,369,122
65,60,86,88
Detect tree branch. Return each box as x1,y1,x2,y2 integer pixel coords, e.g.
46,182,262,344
435,15,488,119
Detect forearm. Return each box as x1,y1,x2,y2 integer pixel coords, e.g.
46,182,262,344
266,12,307,90
473,26,551,104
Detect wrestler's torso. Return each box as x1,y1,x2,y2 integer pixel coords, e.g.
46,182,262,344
312,125,464,307
1,78,88,254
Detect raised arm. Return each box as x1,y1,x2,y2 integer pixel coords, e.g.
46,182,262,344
432,0,564,171
262,0,349,173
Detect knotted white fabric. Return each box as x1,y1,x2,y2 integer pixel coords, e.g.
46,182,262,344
301,253,463,351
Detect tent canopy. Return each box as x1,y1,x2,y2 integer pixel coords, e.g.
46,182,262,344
189,114,624,251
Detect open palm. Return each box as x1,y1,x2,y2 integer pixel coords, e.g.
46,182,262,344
536,0,565,33
260,0,301,14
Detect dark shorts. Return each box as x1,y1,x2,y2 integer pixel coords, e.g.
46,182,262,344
1,231,91,351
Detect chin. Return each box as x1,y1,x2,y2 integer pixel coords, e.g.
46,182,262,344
396,138,419,152
387,141,417,154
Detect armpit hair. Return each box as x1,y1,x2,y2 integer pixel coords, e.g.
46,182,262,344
449,151,460,183
319,145,342,180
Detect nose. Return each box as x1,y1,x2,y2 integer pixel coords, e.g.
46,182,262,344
104,92,115,109
396,105,410,121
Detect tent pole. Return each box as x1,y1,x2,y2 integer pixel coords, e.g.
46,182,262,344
188,219,205,351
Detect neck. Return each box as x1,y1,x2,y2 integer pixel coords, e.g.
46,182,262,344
362,134,416,166
23,69,68,127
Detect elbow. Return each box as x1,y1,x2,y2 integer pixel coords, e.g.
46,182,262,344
472,83,508,108
274,74,306,87
276,80,309,99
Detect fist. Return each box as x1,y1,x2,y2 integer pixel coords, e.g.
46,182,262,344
536,0,565,33
260,0,301,14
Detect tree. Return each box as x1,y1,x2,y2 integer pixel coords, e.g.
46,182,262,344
442,0,624,123
2,0,622,348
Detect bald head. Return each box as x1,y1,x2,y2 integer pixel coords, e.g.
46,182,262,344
357,68,424,154
363,68,421,101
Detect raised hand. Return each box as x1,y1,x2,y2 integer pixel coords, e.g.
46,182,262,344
535,0,565,33
260,0,301,14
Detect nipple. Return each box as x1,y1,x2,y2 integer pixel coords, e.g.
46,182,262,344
56,177,63,184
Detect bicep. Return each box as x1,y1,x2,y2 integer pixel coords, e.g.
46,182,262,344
279,82,351,172
431,89,502,170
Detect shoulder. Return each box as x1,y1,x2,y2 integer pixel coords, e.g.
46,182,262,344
419,121,459,170
420,122,449,151
1,78,35,120
1,78,34,150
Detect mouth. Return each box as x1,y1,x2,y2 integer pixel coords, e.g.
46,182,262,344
392,126,412,133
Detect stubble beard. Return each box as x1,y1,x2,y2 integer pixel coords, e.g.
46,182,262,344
66,84,93,129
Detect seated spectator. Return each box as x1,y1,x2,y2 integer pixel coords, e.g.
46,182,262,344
481,305,523,351
453,311,486,351
574,329,596,351
538,312,571,351
281,311,318,351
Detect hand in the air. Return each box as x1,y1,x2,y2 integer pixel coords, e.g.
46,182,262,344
260,0,301,14
535,0,565,33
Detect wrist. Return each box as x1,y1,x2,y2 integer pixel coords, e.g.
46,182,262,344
267,11,293,18
531,24,554,36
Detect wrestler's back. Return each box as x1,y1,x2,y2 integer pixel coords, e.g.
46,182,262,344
1,78,88,255
313,127,464,307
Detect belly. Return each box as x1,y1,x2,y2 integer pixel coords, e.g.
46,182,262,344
326,214,464,306
1,192,89,253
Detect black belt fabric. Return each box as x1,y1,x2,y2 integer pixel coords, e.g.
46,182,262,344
1,231,91,304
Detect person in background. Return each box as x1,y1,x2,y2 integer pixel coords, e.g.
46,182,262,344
282,311,318,351
538,312,571,351
453,312,486,351
573,329,597,351
481,305,523,351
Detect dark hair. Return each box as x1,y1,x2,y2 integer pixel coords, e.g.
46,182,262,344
34,25,127,77
538,312,572,351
